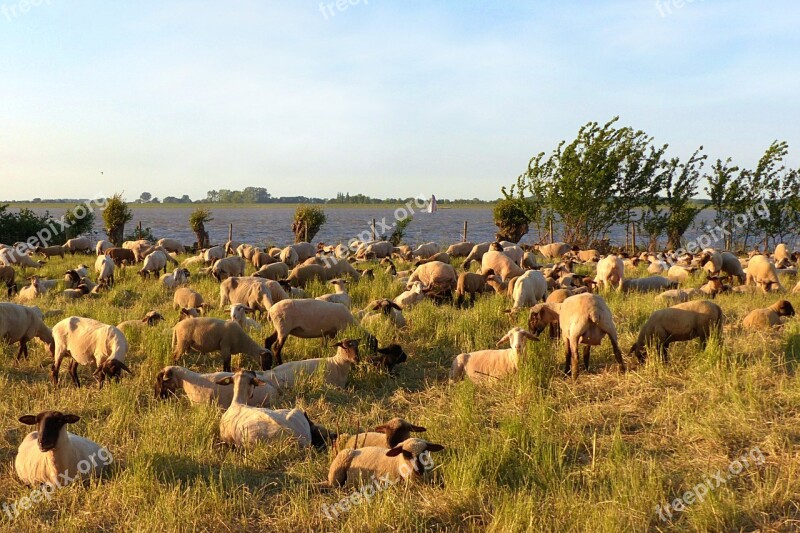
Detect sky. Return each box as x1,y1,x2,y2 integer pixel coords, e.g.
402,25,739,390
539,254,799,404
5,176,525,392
1,0,798,201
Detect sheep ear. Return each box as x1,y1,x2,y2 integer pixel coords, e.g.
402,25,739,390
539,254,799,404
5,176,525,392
252,378,266,387
216,377,234,386
374,424,389,433
496,333,511,346
18,415,37,425
410,425,427,433
385,446,405,457
426,443,445,452
63,414,80,424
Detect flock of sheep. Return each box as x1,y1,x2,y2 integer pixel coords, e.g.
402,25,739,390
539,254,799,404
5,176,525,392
0,234,797,496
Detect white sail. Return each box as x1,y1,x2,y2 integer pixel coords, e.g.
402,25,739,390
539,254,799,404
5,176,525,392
427,195,437,213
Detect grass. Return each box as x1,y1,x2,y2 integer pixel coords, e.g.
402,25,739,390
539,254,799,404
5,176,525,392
1,255,799,531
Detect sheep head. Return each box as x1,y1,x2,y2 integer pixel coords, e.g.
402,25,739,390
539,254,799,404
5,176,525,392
18,411,80,452
94,359,133,386
773,299,795,317
385,438,445,476
497,327,537,350
375,418,426,447
334,339,360,363
154,367,178,399
143,311,165,326
303,411,336,451
367,344,407,373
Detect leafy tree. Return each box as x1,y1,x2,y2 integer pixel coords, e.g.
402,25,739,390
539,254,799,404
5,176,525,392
292,206,326,243
387,216,412,246
189,208,213,248
493,199,531,243
140,192,152,203
0,205,55,246
650,148,707,250
704,158,746,249
103,194,133,246
64,203,96,239
750,141,797,249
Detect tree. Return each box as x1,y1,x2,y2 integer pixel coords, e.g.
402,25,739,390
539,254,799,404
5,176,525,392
751,141,797,250
654,148,707,250
189,208,213,248
387,216,412,246
493,199,531,243
64,203,96,239
704,158,747,249
292,206,326,243
0,205,56,246
140,192,152,203
103,194,133,246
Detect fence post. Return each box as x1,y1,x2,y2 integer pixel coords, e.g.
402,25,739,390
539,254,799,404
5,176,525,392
463,221,468,242
372,219,376,241
631,222,636,255
228,223,233,243
549,218,554,244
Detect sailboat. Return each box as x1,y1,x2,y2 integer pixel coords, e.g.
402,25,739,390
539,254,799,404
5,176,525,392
427,194,437,213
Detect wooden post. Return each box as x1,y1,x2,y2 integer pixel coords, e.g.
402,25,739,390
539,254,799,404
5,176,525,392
137,221,142,237
631,222,636,255
549,218,554,244
463,221,468,242
228,223,233,243
372,219,376,241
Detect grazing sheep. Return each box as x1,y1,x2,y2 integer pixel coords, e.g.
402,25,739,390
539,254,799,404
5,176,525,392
15,411,109,486
219,277,274,316
594,254,625,290
698,249,723,275
620,276,676,293
51,317,132,386
450,327,537,383
139,250,170,279
156,238,186,254
269,339,360,389
173,287,207,312
154,366,278,408
774,243,790,263
0,248,43,269
252,251,276,269
64,237,92,254
536,242,572,260
394,281,427,310
264,299,357,365
172,317,272,372
0,265,18,296
0,303,55,360
117,311,165,332
160,268,190,289
216,370,330,449
339,418,427,450
480,251,525,282
746,254,784,292
407,261,458,292
229,303,262,330
462,242,492,269
455,269,494,308
367,344,408,373
203,246,226,264
324,258,364,281
316,279,351,307
510,270,548,309
95,240,113,256
446,242,474,257
94,254,115,287
279,246,299,267
235,243,258,261
36,245,66,259
361,299,406,328
629,300,724,363
254,262,290,281
211,256,246,282
327,438,444,488
546,287,588,305
719,251,746,284
742,300,795,329
667,265,697,284
528,293,624,378
104,247,136,267
287,264,327,288
289,242,317,263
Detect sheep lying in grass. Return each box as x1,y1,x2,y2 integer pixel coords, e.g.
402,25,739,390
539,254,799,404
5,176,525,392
0,265,18,296
629,300,724,363
117,311,165,332
528,293,624,378
742,300,795,329
621,276,677,293
51,316,132,386
217,370,332,449
269,339,359,389
393,281,427,310
15,411,110,486
154,366,278,408
265,299,357,365
338,418,426,450
455,269,494,308
328,438,444,488
0,303,55,360
657,276,724,304
173,287,207,312
316,279,351,307
360,299,406,328
450,327,537,383
160,268,190,289
367,344,408,373
172,317,272,372
16,276,44,303
667,265,697,284
62,284,92,299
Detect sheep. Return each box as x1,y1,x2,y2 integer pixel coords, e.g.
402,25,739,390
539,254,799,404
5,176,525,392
51,316,132,387
172,287,206,313
269,339,360,389
450,327,537,383
229,303,262,330
104,247,136,267
123,239,149,250
742,300,795,329
537,242,572,260
62,284,92,300
0,265,17,296
14,411,109,486
316,279,351,307
629,300,724,363
64,237,92,254
139,250,170,279
203,246,226,264
156,238,186,254
95,240,113,256
620,276,677,293
216,370,331,449
254,262,290,281
0,247,43,269
117,311,165,332
219,277,274,316
367,344,408,373
667,265,697,284
455,269,494,308
407,261,457,293
407,242,440,261
394,281,427,309
94,254,115,287
16,276,44,303
35,245,66,259
528,293,624,378
154,366,278,408
746,254,784,292
462,242,492,269
264,299,357,365
279,246,299,267
289,242,317,263
182,253,206,267
327,438,444,488
172,317,272,372
211,256,246,282
324,257,364,281
594,254,625,290
479,251,524,282
178,307,202,320
278,279,307,298
0,303,55,360
339,418,427,450
286,264,327,288
235,243,258,261
446,242,474,257
360,299,406,328
160,268,190,289
775,243,790,263
252,251,276,269
510,270,547,309
572,249,601,263
719,251,746,284
657,276,724,304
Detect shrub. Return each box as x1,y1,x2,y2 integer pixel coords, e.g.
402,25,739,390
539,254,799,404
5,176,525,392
292,206,326,243
189,208,213,248
387,216,412,246
493,199,531,243
103,194,133,246
0,205,56,246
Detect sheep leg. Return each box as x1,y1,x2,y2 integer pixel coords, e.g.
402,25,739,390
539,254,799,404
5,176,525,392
51,358,63,386
609,335,625,372
563,340,572,375
659,341,669,363
16,340,28,361
221,349,232,373
570,341,580,381
583,345,590,372
272,337,285,366
69,361,81,387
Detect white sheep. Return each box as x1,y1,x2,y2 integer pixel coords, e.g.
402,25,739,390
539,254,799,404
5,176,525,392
450,327,537,383
51,316,132,387
154,366,278,408
139,250,170,279
211,256,246,282
269,339,360,389
328,438,444,488
393,281,426,309
510,270,547,309
594,254,624,290
0,302,55,360
16,276,44,302
316,279,351,307
172,317,272,372
229,303,262,330
94,254,115,287
338,418,427,450
160,267,190,289
360,299,406,328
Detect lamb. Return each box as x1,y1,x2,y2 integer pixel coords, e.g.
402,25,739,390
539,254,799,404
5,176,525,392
316,279,351,307
104,247,136,267
745,254,784,292
95,240,113,256
536,242,572,260
394,281,427,309
360,299,406,328
446,242,475,257
216,370,331,449
14,411,109,486
264,299,357,365
0,302,55,360
94,254,115,287
36,245,66,259
116,311,165,332
156,238,186,254
16,276,44,303
367,344,408,373
742,300,795,329
254,261,290,281
0,265,17,296
455,269,495,308
594,254,624,290
510,270,547,309
407,261,457,292
154,366,278,408
62,284,92,300
528,293,624,378
173,287,207,313
479,251,524,282
338,418,427,450
139,250,170,279
229,303,262,330
51,316,132,386
172,317,272,371
64,237,92,254
629,300,724,363
211,256,246,282
269,339,360,389
620,276,677,293
327,438,444,488
160,267,190,289
450,327,537,383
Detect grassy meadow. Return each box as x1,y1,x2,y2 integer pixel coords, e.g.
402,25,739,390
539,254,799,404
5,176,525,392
1,253,799,532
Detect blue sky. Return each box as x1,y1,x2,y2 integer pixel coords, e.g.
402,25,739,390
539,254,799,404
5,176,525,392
1,0,798,201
